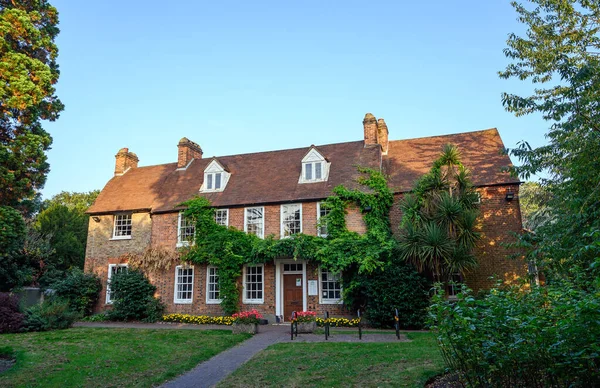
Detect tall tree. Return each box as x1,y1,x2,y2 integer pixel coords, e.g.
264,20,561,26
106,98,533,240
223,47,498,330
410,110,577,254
35,190,99,286
500,0,600,281
0,0,63,210
398,144,480,283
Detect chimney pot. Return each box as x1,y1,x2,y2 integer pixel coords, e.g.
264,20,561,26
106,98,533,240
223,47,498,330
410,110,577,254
177,138,203,168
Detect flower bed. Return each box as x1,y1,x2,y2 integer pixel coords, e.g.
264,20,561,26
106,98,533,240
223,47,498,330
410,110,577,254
232,309,263,325
162,314,234,325
316,317,360,327
293,311,316,323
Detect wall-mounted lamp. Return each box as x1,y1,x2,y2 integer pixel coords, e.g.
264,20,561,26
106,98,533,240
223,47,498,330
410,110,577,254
363,205,373,212
92,216,101,222
505,188,515,202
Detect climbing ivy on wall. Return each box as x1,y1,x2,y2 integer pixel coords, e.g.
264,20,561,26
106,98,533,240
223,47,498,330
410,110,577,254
181,167,396,315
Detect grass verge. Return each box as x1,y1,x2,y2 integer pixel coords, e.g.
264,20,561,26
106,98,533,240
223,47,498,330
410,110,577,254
0,327,250,387
219,332,443,387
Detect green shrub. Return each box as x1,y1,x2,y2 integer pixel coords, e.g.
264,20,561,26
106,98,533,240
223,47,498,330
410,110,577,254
107,270,165,322
349,261,430,329
0,293,24,333
23,298,78,332
429,282,600,387
81,312,108,322
51,268,102,317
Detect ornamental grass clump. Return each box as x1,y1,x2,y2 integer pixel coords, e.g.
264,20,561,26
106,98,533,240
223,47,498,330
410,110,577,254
231,309,262,325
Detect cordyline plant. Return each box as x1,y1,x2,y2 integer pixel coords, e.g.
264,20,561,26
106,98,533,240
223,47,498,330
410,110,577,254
397,144,481,283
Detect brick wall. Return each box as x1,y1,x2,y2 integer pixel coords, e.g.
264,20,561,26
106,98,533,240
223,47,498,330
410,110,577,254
86,200,364,317
468,184,526,290
84,212,151,310
85,188,524,317
389,184,527,289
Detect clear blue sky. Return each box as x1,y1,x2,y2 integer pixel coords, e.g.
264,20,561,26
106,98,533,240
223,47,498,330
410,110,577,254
42,0,547,199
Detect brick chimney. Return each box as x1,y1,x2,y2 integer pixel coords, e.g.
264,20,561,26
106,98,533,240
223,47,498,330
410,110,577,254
177,137,203,168
377,118,389,155
114,148,139,176
363,113,378,146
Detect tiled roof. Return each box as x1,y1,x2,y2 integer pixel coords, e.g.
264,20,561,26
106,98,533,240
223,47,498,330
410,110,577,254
383,128,519,192
87,128,518,214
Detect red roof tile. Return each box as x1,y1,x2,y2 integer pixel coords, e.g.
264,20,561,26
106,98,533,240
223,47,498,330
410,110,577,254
87,128,518,214
383,128,519,192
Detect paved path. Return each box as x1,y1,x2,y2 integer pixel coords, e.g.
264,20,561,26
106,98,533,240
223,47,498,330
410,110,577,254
161,325,289,388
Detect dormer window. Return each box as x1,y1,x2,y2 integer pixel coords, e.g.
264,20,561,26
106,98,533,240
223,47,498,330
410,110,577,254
299,147,330,184
200,159,230,193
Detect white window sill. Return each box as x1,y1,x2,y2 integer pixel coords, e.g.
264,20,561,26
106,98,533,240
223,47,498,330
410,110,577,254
243,300,264,304
110,235,132,241
200,188,225,193
176,241,191,248
298,179,327,184
174,300,193,305
206,300,222,305
320,299,343,305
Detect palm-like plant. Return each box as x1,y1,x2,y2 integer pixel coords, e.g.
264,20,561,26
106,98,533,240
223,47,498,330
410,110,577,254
398,144,481,284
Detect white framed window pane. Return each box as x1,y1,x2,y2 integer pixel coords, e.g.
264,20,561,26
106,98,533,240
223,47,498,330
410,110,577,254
207,267,220,301
215,209,228,226
282,204,301,237
245,265,263,301
318,203,330,237
175,266,194,303
215,173,222,189
114,214,132,237
178,213,195,243
107,264,128,303
315,162,322,179
245,207,264,238
305,163,312,180
321,268,341,301
207,174,213,190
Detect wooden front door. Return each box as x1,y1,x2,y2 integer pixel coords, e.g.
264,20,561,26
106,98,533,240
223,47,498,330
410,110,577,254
284,274,303,321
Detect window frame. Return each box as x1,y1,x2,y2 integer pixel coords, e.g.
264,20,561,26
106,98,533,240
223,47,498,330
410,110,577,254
206,266,222,304
215,208,229,227
244,207,265,239
177,211,196,247
280,203,302,238
106,263,129,304
303,161,324,182
316,202,330,237
174,265,194,304
319,267,342,304
111,213,132,240
243,264,265,304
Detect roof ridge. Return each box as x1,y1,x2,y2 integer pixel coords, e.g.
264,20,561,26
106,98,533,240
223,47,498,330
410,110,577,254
205,139,364,160
389,128,498,143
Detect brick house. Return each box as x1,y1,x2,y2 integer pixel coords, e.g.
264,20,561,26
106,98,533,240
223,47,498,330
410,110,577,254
85,113,525,322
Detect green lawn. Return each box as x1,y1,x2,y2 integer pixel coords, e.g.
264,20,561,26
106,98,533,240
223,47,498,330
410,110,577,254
219,332,444,387
0,327,250,388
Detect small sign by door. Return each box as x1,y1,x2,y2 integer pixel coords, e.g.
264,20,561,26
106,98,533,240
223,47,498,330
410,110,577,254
308,280,318,296
296,278,302,287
